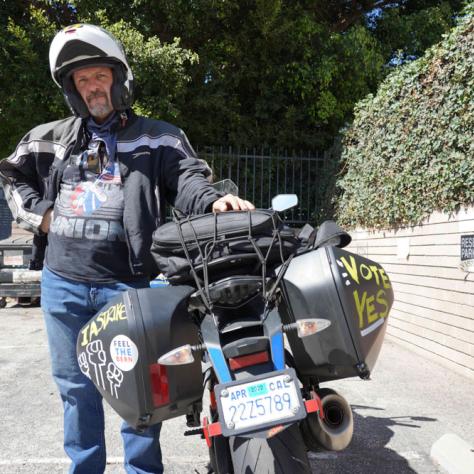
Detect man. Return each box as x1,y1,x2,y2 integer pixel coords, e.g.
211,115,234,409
0,24,253,474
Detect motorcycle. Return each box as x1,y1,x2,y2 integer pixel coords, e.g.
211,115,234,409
76,194,393,473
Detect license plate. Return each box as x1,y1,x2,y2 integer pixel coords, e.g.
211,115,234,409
215,369,305,436
3,254,24,266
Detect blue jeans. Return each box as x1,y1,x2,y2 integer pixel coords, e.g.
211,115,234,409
41,266,163,474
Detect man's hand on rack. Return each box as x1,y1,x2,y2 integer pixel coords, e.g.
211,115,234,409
212,194,255,213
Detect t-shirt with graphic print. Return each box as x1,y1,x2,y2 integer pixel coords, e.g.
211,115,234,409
45,136,136,283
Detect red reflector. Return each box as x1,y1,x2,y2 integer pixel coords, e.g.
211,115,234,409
210,390,217,410
229,351,269,370
208,420,222,437
267,424,285,438
149,363,170,406
202,416,223,447
305,398,320,414
202,417,211,447
305,394,324,420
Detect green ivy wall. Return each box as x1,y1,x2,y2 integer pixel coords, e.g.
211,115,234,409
336,8,473,230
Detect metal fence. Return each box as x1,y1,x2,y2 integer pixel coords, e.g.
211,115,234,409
196,146,329,226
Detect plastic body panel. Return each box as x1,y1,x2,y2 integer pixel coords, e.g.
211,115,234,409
76,285,203,429
279,247,393,382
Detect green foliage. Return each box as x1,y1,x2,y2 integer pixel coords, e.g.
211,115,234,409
336,10,474,229
0,6,67,158
373,1,464,60
0,2,198,157
122,1,386,149
83,11,198,120
0,0,468,158
72,1,463,149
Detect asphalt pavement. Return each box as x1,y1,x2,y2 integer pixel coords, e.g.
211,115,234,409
0,303,473,474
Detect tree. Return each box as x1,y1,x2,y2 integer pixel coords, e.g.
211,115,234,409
0,6,67,157
372,0,466,62
335,7,474,228
73,0,466,148
82,0,384,148
0,0,467,157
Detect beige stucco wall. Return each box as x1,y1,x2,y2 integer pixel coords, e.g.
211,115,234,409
347,206,474,380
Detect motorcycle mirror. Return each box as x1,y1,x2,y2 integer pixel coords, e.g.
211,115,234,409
271,194,298,212
212,179,239,195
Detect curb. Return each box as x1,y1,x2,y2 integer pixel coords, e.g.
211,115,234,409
431,433,474,474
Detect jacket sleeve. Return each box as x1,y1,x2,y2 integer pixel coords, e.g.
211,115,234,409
0,134,55,234
161,129,224,215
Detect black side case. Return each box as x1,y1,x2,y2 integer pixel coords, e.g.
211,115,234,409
279,246,394,382
76,286,202,429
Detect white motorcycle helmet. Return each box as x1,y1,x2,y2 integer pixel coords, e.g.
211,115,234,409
49,23,134,117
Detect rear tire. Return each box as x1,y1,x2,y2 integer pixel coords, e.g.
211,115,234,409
229,425,311,474
209,434,233,473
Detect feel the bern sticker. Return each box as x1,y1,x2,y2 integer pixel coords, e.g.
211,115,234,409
110,335,139,371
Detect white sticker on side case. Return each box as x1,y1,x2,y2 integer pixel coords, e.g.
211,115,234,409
110,335,139,371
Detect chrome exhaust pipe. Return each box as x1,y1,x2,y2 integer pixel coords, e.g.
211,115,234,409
301,388,354,451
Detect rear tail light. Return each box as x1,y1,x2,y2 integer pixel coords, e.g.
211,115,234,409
229,350,269,370
149,363,170,406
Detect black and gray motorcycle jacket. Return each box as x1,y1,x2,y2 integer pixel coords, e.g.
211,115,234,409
0,111,223,277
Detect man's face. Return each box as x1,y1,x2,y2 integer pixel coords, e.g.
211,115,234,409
72,66,114,122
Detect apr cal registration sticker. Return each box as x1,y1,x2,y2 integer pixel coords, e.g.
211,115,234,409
110,335,138,371
216,369,305,437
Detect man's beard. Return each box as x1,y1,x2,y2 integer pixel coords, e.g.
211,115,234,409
86,92,114,120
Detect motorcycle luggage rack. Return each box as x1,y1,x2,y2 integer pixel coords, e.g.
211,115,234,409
171,209,295,319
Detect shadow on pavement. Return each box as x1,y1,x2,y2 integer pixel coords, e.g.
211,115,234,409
6,297,41,308
309,404,438,473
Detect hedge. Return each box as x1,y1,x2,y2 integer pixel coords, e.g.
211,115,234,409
336,5,474,229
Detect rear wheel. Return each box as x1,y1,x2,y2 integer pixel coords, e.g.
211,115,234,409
208,401,234,474
209,433,233,473
229,424,311,474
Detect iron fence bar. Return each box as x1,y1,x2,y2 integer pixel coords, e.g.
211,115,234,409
268,148,272,207
307,150,311,222
252,147,256,205
243,146,247,199
219,146,223,182
299,152,303,221
235,147,240,194
291,150,295,223
194,145,329,226
227,146,231,183
259,149,263,209
276,149,279,195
